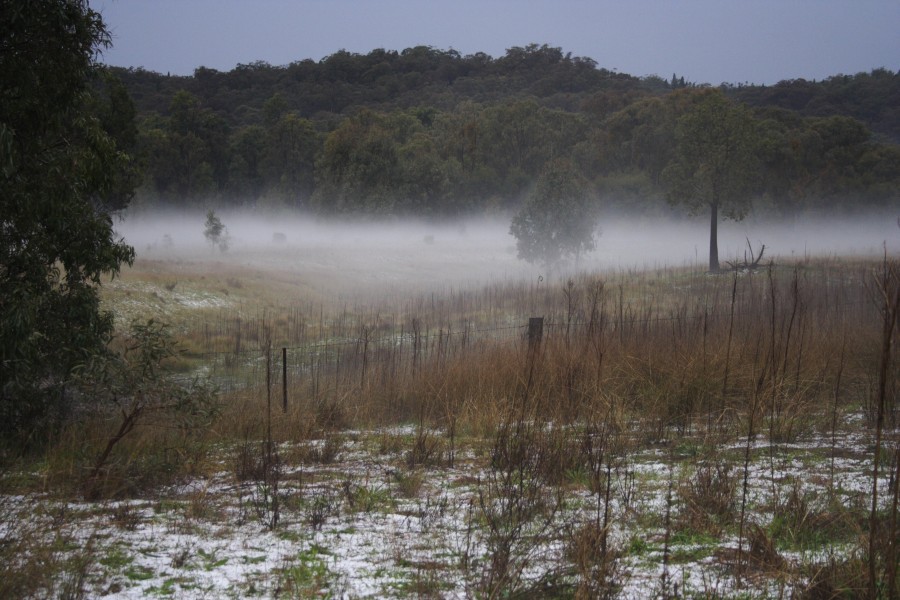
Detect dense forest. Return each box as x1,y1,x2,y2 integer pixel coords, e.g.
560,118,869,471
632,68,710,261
108,44,900,216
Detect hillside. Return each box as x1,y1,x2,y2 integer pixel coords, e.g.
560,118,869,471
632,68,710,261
103,44,900,216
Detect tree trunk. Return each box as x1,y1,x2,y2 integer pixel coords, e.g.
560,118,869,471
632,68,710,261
709,201,720,272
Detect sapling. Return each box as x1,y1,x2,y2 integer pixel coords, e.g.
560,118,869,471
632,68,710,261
203,209,229,252
830,333,846,490
75,319,218,499
868,257,899,597
660,460,675,599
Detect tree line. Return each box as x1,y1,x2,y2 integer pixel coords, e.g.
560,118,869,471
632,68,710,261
111,48,900,218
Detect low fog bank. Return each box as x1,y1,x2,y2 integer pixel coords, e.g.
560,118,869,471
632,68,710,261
595,212,900,268
113,209,900,293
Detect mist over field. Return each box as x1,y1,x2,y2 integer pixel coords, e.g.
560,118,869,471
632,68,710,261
113,209,900,296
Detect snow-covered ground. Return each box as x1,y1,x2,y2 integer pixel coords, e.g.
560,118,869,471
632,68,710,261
2,419,895,598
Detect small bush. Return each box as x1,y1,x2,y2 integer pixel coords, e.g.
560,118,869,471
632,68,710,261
393,469,425,498
797,552,869,599
678,460,737,534
565,521,621,599
73,319,219,499
746,524,786,572
405,427,444,468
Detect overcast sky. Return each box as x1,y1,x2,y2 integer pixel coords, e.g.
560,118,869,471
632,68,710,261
96,0,899,86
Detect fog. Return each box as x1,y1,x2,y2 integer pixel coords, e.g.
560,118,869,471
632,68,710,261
114,209,900,297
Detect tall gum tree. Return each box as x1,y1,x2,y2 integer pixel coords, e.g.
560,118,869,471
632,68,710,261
662,90,760,272
0,0,136,440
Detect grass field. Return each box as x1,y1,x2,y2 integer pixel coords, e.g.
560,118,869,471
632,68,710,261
2,216,898,598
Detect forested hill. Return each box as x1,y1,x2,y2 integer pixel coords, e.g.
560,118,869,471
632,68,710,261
108,44,900,215
114,47,900,140
730,69,900,144
113,45,656,124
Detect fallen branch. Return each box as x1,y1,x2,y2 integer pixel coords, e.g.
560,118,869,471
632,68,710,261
725,238,769,272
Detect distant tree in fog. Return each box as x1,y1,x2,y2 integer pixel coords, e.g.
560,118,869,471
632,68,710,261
204,210,229,252
662,90,760,272
509,159,598,269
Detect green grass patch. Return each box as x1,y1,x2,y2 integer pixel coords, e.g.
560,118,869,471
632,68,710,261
197,547,228,571
124,564,155,581
278,544,335,597
99,546,134,571
147,577,178,596
241,554,268,565
626,535,657,557
668,529,718,547
669,544,714,564
345,482,394,513
277,529,303,543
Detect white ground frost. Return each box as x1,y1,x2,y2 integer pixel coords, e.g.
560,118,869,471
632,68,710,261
3,417,896,598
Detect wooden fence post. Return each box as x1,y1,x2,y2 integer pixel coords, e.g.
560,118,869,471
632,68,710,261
528,317,544,351
282,347,287,413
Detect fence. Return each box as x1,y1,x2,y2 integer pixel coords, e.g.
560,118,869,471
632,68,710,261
186,319,532,401
183,287,876,408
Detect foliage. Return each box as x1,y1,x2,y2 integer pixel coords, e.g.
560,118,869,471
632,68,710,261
262,112,317,205
662,90,761,271
203,209,228,252
509,159,598,269
314,110,403,213
0,0,136,445
730,68,900,143
137,90,228,200
74,319,219,499
104,42,900,217
86,69,142,211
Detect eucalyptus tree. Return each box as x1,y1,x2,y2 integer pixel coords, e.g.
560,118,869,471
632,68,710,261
0,0,136,440
314,109,401,212
140,91,223,201
262,113,318,206
227,124,266,199
662,91,761,272
509,159,598,270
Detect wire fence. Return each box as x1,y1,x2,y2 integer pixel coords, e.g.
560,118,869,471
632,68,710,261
184,319,531,397
169,262,882,407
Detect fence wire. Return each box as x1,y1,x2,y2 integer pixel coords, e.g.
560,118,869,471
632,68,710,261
175,275,878,398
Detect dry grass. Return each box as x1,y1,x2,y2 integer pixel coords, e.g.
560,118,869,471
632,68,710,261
4,256,898,596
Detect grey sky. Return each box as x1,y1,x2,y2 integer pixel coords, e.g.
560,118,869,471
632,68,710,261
96,0,899,86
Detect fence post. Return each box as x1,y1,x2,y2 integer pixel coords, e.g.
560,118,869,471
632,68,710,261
527,317,544,351
265,340,272,447
521,316,545,404
361,327,369,388
282,347,287,413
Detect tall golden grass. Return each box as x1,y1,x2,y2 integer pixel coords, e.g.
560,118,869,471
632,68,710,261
9,256,897,597
202,258,889,438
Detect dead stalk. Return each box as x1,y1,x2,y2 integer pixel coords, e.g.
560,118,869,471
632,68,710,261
869,258,899,597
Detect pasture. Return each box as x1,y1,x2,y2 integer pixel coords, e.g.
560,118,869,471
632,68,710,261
1,213,898,598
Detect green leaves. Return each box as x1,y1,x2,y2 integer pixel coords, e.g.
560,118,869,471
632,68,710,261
0,1,137,443
75,318,219,498
663,90,760,215
661,90,761,270
77,318,217,421
0,123,14,178
509,159,598,269
203,210,229,252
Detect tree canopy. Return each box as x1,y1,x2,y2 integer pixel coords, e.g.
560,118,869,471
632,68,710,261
109,48,899,219
662,90,761,271
0,0,136,440
509,159,598,269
